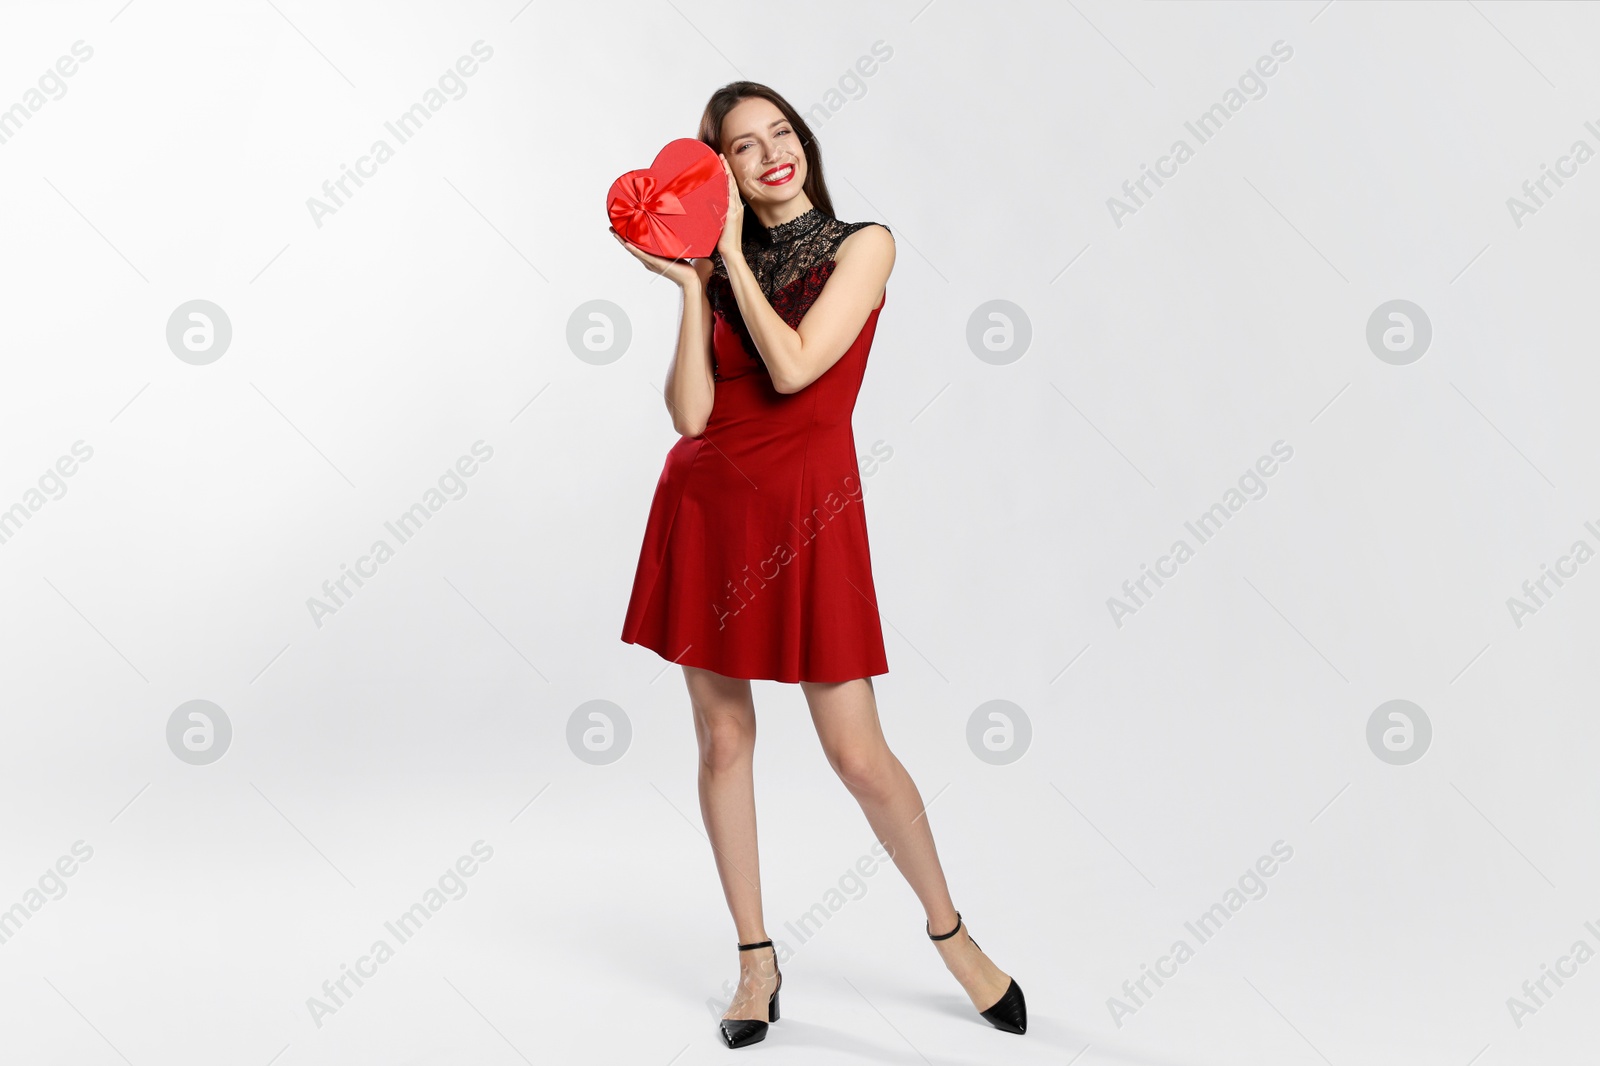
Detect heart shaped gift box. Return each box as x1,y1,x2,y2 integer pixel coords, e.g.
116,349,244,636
607,138,729,259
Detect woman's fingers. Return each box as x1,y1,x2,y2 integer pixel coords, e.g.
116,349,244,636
628,244,672,276
613,227,696,281
613,230,652,263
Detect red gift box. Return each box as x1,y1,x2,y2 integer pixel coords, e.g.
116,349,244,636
607,138,729,259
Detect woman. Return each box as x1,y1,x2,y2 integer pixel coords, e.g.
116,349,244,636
614,81,1026,1049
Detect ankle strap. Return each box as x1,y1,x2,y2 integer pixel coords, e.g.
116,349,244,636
927,911,962,940
738,939,773,950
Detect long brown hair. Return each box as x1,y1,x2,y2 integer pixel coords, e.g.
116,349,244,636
698,81,836,224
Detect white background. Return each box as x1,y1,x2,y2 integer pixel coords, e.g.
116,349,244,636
1,1,1597,1063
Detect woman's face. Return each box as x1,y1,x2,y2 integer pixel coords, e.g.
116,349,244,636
720,97,805,205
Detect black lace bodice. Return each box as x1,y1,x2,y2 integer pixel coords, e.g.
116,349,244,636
706,206,890,381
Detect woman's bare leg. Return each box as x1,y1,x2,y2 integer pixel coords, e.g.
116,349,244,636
683,665,780,1022
799,676,1013,1011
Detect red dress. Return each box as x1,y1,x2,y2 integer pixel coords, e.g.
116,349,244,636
621,208,892,683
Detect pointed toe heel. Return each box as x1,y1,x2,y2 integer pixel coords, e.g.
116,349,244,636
719,938,783,1049
928,911,1028,1035
979,977,1027,1034
719,1018,768,1049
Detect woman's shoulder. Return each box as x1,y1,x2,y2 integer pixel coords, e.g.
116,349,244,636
829,219,894,264
830,217,892,242
830,219,894,268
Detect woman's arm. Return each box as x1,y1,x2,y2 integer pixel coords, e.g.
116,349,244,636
610,229,716,437
662,258,717,437
721,224,895,394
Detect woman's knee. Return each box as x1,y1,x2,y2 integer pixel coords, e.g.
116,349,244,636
696,711,755,773
829,743,896,796
685,667,755,772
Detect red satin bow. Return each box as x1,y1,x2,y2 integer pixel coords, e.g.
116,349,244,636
608,150,723,255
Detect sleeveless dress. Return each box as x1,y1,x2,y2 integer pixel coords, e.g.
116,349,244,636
620,206,892,683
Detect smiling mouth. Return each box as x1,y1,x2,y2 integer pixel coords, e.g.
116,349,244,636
758,163,795,186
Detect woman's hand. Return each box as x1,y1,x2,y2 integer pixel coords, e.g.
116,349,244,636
715,153,745,261
611,229,700,288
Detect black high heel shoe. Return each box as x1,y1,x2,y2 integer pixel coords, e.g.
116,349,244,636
928,911,1027,1035
719,938,782,1049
